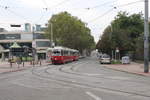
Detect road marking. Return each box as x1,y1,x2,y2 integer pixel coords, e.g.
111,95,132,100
107,76,131,80
86,73,103,76
86,91,102,100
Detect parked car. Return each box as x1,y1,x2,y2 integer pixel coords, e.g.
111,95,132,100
99,54,111,64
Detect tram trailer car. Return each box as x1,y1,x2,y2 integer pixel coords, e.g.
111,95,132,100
50,46,79,64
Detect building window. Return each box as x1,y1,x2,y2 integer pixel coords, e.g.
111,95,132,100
36,41,51,47
33,33,46,39
0,34,21,40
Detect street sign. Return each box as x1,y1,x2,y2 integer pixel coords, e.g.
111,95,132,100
10,24,21,27
116,47,119,53
116,49,119,53
32,41,36,48
52,42,55,47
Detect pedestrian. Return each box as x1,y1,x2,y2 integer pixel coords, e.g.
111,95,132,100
16,57,21,68
9,58,12,68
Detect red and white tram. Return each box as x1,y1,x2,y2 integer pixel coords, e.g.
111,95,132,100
46,46,79,64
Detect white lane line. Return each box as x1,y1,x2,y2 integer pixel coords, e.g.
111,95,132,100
86,91,102,100
85,73,103,76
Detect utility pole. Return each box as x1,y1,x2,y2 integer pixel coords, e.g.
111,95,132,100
110,25,114,60
50,22,54,47
144,0,149,73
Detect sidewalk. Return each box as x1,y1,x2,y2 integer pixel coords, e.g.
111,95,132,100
103,62,150,77
0,61,48,74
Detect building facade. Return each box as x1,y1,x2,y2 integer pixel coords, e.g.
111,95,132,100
0,24,51,61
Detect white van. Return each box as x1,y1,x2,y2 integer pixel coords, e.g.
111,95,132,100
122,56,130,64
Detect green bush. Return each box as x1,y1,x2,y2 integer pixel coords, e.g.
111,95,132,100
21,57,33,61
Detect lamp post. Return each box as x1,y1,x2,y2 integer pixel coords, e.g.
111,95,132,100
50,23,53,45
50,22,55,47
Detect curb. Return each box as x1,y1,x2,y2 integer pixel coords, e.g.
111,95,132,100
0,68,27,74
0,63,48,74
102,65,150,77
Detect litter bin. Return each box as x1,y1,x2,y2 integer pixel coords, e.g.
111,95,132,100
122,56,130,64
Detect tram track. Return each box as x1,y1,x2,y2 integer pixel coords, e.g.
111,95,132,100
58,60,150,84
31,59,150,98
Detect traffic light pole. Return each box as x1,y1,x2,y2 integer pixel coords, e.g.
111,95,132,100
144,0,149,73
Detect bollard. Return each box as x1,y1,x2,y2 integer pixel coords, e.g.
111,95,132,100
40,60,42,66
33,61,35,67
23,61,24,67
17,63,19,68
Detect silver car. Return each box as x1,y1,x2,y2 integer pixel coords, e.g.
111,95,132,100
99,54,111,64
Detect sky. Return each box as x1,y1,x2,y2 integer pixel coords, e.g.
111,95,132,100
0,0,149,42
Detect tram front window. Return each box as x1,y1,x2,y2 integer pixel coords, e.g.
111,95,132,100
52,50,61,56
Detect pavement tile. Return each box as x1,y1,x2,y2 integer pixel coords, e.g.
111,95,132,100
103,62,150,77
0,61,48,74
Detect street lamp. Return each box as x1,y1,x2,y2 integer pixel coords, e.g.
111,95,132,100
50,22,55,47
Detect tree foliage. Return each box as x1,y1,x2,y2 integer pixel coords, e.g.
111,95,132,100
96,11,146,60
45,12,95,53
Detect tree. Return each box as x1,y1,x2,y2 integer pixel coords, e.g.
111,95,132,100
96,11,144,60
45,11,95,53
96,26,112,54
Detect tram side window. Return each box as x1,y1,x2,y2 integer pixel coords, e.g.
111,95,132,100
73,51,79,56
69,51,72,56
64,50,68,56
68,51,71,56
73,52,76,56
71,51,74,56
61,50,64,56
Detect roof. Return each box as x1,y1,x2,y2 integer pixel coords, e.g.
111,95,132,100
47,47,53,51
0,31,45,34
53,46,79,52
10,42,21,48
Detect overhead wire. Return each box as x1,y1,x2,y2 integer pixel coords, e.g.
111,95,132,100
0,1,9,28
6,8,31,22
51,0,71,9
41,0,49,8
88,8,115,23
38,0,72,25
85,0,117,9
32,0,50,24
0,2,23,9
0,0,145,28
0,0,49,24
37,0,72,24
0,2,31,23
73,0,117,21
32,10,49,24
0,5,6,17
116,0,144,8
88,0,144,23
43,0,71,10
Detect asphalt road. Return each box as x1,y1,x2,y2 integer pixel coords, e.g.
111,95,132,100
0,57,150,100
